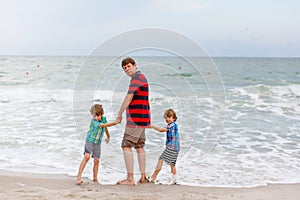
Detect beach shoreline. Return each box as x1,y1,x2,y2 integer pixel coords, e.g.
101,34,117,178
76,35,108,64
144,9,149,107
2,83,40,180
0,171,299,200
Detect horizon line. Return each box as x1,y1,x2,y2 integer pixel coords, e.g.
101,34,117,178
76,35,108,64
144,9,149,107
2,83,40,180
0,54,299,58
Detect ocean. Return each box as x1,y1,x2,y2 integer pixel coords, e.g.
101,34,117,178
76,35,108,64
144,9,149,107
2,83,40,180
0,56,299,187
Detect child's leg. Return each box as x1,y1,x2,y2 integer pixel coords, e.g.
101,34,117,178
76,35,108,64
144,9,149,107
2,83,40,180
93,157,100,182
169,164,177,184
151,159,163,180
170,164,176,175
77,153,90,184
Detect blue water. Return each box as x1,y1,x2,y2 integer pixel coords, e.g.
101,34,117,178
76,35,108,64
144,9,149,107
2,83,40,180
0,56,299,187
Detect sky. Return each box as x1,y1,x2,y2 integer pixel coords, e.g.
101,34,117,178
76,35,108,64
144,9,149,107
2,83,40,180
0,0,299,57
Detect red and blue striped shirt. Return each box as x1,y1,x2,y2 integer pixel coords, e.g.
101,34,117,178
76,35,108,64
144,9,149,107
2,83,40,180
126,71,150,128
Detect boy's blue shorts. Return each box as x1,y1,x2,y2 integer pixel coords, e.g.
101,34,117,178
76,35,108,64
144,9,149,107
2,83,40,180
84,142,101,159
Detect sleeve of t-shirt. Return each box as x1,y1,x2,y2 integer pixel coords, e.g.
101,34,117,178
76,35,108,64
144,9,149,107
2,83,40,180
174,124,179,138
127,74,142,95
166,122,175,130
102,116,107,124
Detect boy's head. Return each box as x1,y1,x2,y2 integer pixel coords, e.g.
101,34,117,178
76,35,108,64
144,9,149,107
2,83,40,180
90,104,104,117
163,108,177,122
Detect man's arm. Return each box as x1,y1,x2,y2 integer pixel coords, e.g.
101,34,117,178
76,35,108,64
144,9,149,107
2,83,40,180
116,93,134,123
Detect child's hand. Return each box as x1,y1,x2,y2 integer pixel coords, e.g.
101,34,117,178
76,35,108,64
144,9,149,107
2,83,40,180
105,137,110,144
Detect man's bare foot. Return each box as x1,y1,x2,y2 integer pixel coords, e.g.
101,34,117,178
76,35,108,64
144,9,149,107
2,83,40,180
117,179,135,186
138,177,149,183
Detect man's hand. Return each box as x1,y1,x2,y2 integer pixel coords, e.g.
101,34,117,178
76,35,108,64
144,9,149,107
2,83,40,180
116,114,122,124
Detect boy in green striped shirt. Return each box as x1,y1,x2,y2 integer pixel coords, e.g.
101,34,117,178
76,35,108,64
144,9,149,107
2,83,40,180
77,104,117,185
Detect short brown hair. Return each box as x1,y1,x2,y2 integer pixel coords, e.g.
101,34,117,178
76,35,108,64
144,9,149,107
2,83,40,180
90,104,104,116
163,108,177,121
121,57,136,67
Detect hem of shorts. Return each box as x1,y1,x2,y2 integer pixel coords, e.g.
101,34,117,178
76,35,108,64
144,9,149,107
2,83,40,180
126,124,150,128
166,147,180,152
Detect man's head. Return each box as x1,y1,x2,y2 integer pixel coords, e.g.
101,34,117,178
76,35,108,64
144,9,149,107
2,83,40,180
121,57,135,67
121,57,137,77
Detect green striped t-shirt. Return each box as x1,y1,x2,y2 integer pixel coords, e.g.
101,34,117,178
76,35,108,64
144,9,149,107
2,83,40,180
86,116,107,144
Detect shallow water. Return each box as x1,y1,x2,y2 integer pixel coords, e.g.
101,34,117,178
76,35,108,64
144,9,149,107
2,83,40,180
0,56,299,187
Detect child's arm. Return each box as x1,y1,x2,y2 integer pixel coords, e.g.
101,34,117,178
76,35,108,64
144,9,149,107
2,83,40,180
100,121,117,128
104,127,110,144
99,118,115,144
151,124,167,132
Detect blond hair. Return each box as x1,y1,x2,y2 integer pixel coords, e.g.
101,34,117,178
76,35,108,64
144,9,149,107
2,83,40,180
90,104,104,116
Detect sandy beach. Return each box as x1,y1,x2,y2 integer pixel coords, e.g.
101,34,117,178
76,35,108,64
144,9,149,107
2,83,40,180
0,171,299,200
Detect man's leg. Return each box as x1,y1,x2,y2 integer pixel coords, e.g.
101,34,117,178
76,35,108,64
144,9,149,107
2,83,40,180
117,146,135,185
136,147,146,183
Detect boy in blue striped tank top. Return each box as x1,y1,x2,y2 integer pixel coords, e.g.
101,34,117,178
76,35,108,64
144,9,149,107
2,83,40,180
148,108,180,185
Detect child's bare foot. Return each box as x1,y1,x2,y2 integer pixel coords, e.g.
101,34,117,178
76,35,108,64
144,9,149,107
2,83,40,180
76,180,83,185
117,179,135,186
92,179,100,184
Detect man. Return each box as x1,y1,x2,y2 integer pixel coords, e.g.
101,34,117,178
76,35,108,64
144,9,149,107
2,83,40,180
116,57,150,185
